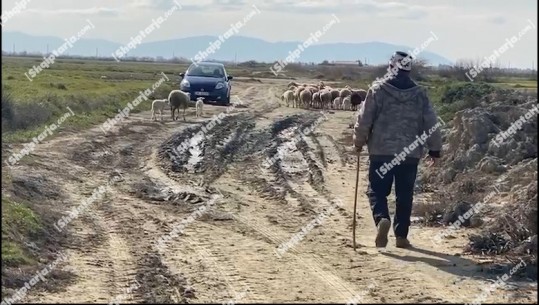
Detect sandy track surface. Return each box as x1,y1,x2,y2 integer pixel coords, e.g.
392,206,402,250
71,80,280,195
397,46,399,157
11,78,535,303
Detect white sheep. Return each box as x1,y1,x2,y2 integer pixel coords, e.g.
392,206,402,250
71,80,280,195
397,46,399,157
312,91,321,109
342,96,352,111
320,89,332,110
282,89,295,107
332,97,342,110
195,97,204,117
299,89,312,109
151,99,169,121
168,90,191,121
294,86,306,108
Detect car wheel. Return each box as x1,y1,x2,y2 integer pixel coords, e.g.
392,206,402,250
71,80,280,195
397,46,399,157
221,95,230,106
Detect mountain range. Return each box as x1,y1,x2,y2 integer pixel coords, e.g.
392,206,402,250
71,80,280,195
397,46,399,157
2,31,453,65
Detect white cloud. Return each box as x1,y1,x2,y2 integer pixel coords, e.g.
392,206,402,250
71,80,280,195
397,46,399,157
27,7,120,17
456,13,508,25
254,0,431,18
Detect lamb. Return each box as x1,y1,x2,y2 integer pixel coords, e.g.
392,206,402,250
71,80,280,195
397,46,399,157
151,99,169,121
332,97,342,110
342,96,351,111
282,89,295,107
312,91,321,109
195,97,204,117
168,90,191,121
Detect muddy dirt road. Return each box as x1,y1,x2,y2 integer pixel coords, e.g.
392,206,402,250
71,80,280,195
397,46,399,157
10,78,535,303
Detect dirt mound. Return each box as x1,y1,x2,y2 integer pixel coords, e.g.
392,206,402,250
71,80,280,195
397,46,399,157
422,89,537,264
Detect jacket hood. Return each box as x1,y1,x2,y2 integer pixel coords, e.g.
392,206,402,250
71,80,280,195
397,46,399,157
379,82,424,102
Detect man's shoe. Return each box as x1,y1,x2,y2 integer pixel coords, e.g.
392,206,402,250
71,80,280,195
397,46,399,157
396,237,411,248
375,218,391,247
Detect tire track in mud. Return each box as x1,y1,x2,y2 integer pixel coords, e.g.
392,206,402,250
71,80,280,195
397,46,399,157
23,174,145,303
158,112,320,198
159,113,255,183
147,200,362,302
255,113,329,213
152,109,369,302
306,133,328,169
200,180,375,303
324,134,351,166
29,120,215,303
229,213,368,302
157,85,283,185
112,187,252,303
98,193,190,304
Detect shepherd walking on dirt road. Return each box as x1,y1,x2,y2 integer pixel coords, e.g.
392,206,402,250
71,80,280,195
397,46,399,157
353,51,442,248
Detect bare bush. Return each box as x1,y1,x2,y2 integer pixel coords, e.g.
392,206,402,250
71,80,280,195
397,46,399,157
2,89,15,131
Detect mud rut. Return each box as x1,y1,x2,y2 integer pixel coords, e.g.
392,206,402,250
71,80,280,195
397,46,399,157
16,80,535,303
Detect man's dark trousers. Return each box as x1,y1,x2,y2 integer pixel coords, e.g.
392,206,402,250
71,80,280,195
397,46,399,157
366,159,419,238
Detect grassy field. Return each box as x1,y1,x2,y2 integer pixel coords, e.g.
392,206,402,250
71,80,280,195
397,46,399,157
2,57,187,142
1,196,41,266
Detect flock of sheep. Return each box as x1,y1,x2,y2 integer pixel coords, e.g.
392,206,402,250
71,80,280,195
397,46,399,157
150,80,366,123
281,81,366,111
151,90,204,121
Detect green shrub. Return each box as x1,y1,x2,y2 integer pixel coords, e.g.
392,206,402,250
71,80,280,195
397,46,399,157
428,82,497,121
1,197,42,266
440,82,495,104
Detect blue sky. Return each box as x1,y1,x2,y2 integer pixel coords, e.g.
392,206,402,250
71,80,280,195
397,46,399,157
2,0,537,68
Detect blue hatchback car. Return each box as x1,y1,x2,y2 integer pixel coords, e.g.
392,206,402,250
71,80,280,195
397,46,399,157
179,62,233,105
